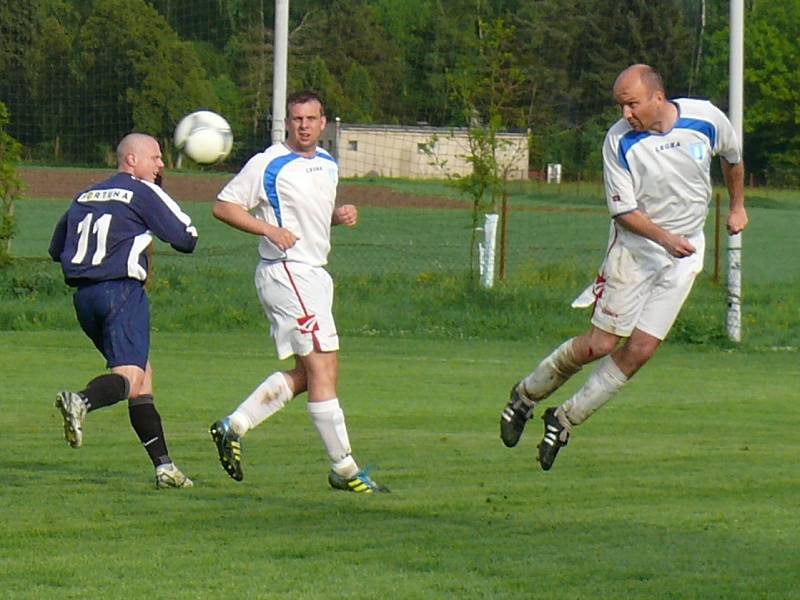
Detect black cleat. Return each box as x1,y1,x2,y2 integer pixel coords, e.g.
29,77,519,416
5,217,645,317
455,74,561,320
537,407,570,471
209,418,243,481
500,384,533,447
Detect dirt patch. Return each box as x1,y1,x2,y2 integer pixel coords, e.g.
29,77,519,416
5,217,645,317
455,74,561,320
18,166,465,210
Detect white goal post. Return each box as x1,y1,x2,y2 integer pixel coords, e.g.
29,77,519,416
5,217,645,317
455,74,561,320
726,0,744,342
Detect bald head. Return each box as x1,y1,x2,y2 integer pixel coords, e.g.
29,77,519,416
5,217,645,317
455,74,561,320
117,133,164,183
613,64,665,98
613,64,675,133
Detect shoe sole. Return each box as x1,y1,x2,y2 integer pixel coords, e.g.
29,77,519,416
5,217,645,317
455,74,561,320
209,424,243,482
55,392,82,449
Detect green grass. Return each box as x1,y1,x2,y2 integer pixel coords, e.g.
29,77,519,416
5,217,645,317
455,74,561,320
5,191,800,348
2,330,799,598
3,177,800,597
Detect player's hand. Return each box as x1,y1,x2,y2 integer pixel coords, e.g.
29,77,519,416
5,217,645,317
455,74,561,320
661,232,696,258
267,227,299,251
727,206,748,235
333,204,358,227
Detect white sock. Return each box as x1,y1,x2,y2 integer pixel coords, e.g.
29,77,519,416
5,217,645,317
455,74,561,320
229,372,293,436
560,355,628,425
307,398,358,478
520,338,582,405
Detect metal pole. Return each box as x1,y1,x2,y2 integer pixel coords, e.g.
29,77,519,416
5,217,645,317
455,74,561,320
726,0,744,342
271,0,289,146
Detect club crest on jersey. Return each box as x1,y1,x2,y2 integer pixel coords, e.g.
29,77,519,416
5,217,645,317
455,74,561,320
689,143,707,162
297,314,320,334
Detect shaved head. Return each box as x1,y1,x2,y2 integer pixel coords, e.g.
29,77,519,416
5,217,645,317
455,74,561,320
116,133,164,183
614,64,665,98
117,133,156,167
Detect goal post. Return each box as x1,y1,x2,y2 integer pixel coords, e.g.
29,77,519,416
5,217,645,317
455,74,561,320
726,0,744,342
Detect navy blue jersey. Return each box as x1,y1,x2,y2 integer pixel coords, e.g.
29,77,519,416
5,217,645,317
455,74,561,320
49,173,198,285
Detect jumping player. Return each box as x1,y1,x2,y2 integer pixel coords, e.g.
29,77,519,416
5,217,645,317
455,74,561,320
49,133,198,488
499,64,748,470
208,90,388,493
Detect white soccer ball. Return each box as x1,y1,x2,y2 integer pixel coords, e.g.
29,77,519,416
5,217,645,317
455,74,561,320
174,110,233,164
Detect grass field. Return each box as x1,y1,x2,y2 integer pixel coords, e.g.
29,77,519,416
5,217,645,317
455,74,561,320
2,178,799,598
2,331,799,598
5,190,800,347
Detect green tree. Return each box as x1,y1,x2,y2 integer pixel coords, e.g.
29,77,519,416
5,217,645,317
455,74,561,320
0,2,39,151
74,0,218,163
224,1,273,151
509,0,695,180
441,13,526,281
289,0,403,122
700,0,800,185
27,1,82,161
0,102,23,264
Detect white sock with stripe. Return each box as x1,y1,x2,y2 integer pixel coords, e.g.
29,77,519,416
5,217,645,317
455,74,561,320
307,398,358,478
229,372,293,436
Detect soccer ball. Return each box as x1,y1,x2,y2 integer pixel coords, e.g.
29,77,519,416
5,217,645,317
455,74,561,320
174,110,233,164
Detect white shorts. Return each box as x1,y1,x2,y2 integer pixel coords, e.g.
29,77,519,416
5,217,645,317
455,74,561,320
587,230,704,340
254,261,339,360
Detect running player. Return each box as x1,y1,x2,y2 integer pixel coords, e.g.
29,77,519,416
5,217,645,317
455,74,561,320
499,64,748,470
49,133,198,488
208,90,388,493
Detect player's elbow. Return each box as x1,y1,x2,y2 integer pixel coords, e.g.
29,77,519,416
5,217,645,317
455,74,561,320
212,200,236,223
172,229,198,254
171,237,197,254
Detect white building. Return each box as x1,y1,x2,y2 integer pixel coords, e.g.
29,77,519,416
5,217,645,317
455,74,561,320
321,121,529,180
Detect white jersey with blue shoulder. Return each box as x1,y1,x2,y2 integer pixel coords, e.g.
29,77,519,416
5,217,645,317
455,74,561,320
217,142,338,266
602,97,741,237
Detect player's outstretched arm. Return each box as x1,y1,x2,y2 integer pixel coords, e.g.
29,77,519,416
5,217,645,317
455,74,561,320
721,159,747,235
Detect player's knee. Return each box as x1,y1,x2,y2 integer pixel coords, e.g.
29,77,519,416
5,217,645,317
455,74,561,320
621,338,659,368
585,335,618,359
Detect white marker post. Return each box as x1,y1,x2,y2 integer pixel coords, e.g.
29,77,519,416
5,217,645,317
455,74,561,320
480,213,499,289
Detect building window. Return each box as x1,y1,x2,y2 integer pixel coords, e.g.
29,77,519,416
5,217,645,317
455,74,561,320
348,140,358,151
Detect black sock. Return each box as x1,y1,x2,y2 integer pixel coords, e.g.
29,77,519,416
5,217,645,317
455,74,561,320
81,374,130,412
128,395,170,467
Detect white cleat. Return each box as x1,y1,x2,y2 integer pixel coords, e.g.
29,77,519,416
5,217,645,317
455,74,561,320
155,463,194,489
55,391,87,449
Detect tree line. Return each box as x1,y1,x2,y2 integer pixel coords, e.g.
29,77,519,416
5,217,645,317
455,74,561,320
0,0,797,184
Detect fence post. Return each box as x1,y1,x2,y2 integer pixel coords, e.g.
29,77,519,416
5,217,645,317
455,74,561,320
499,191,508,281
714,192,721,283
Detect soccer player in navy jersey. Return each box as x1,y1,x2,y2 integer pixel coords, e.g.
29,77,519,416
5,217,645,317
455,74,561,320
207,91,388,493
499,64,748,470
49,133,198,489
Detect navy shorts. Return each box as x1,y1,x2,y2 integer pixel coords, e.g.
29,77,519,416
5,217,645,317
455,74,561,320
73,279,150,369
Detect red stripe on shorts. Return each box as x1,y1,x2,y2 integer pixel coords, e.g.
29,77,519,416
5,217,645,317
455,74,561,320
281,261,321,352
